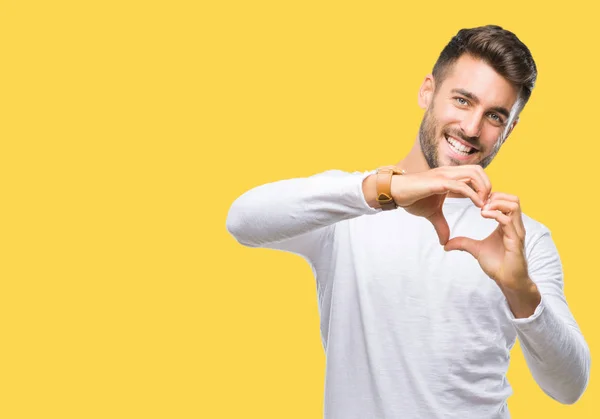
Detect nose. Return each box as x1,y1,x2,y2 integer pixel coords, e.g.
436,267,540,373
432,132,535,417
460,111,483,138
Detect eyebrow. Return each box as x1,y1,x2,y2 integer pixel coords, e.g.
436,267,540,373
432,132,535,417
451,88,511,119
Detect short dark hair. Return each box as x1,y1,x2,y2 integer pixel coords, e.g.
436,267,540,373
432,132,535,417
432,25,537,116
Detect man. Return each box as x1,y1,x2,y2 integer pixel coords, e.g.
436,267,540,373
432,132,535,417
226,25,590,418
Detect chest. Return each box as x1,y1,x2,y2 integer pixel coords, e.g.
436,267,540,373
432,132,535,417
333,211,510,334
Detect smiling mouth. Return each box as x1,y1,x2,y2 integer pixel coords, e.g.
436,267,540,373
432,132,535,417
444,134,478,156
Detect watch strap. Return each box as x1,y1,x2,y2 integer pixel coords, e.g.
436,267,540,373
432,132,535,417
376,165,406,210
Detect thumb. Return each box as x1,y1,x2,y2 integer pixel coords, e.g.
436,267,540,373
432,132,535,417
427,211,450,245
444,236,480,258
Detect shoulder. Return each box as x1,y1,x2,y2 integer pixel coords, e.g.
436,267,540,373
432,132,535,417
520,212,561,264
521,212,551,242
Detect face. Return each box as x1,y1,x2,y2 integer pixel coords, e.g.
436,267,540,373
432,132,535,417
418,54,519,169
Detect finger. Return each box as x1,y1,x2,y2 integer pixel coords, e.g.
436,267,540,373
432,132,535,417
427,211,450,245
477,166,493,200
444,236,481,258
481,209,520,241
465,165,491,203
487,192,519,204
484,198,525,240
442,166,491,204
488,192,520,206
484,199,519,214
443,180,485,207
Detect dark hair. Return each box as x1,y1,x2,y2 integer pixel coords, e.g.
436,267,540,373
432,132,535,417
432,25,537,116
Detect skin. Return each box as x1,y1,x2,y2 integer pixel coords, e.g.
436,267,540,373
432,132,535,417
401,53,519,173
395,54,541,318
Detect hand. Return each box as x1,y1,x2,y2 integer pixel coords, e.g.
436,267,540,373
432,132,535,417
443,193,539,305
392,165,491,245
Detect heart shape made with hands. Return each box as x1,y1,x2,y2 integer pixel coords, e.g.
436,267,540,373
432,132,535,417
390,165,537,309
390,165,530,287
433,191,529,288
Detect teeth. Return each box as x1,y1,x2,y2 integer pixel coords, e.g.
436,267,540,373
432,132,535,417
446,136,473,155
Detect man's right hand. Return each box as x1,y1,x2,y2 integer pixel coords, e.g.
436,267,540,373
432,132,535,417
391,165,491,245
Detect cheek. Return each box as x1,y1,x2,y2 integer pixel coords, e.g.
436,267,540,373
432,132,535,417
434,107,461,130
480,128,504,150
443,106,462,119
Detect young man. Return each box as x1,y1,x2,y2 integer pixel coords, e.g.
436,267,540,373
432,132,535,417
226,25,590,418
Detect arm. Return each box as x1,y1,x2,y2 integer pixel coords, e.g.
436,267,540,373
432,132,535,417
225,169,381,264
505,229,591,404
444,192,590,404
227,164,493,263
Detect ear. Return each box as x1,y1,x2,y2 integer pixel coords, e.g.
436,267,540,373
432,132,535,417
418,75,435,110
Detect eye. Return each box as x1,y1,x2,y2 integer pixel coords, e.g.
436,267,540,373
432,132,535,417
487,112,504,124
455,97,469,106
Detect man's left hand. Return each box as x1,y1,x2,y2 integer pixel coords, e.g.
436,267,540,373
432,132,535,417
443,192,541,318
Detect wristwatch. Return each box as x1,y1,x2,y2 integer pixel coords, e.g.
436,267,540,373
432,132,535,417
376,165,406,210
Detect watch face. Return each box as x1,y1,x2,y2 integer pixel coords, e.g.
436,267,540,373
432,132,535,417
377,193,393,203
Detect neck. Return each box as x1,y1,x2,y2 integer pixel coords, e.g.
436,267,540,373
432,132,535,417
395,135,431,173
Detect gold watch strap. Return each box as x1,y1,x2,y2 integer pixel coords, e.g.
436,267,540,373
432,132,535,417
376,165,406,211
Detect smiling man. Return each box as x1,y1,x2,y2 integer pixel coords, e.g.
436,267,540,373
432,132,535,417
226,25,590,418
418,54,517,169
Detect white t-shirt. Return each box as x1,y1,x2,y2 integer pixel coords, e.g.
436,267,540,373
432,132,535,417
226,169,590,419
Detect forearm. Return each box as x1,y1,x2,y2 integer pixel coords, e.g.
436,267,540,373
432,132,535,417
226,169,379,247
509,299,591,404
361,173,384,209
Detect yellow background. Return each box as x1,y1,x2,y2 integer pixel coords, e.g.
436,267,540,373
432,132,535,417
1,0,597,417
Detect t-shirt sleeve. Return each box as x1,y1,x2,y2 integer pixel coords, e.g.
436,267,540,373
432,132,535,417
226,168,380,267
504,227,591,404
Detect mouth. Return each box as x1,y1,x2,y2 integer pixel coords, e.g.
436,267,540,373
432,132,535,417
444,134,478,158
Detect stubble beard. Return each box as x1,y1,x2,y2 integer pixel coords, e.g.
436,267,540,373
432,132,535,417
418,107,442,169
418,106,504,170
